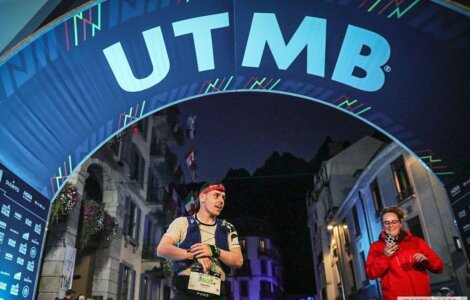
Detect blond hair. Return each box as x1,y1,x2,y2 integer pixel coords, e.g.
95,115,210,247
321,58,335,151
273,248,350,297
380,206,405,221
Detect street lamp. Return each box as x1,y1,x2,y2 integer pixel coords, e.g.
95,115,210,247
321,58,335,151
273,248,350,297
328,223,347,300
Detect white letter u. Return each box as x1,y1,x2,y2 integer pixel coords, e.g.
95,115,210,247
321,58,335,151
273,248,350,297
103,26,170,93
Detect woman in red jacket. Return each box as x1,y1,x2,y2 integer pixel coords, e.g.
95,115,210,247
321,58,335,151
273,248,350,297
366,206,443,300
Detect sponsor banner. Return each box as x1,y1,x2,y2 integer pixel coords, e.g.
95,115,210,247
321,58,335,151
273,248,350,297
0,163,50,300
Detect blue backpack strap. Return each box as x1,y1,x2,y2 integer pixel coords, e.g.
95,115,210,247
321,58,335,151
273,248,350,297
215,219,231,275
215,219,229,251
173,216,200,273
177,216,200,249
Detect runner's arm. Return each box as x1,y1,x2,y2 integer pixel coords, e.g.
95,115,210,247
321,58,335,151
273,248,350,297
218,246,243,268
157,235,194,261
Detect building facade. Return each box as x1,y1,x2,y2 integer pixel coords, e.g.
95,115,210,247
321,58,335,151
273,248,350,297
307,137,469,299
226,218,283,300
37,108,186,300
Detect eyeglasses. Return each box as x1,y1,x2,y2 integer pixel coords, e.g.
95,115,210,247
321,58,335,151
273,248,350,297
382,220,400,226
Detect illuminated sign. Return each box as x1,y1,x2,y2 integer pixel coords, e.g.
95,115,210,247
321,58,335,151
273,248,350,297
103,13,391,93
0,1,468,201
0,164,50,300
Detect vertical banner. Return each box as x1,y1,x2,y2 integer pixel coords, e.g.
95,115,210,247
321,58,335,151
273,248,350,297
58,245,76,298
0,163,50,300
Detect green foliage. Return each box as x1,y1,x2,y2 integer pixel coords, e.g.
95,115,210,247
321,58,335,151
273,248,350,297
50,182,78,224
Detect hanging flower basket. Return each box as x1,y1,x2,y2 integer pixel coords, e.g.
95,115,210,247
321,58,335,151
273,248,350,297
50,182,78,224
78,200,118,250
100,211,118,248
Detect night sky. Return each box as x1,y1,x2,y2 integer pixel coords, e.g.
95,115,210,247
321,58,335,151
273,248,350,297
172,92,376,182
169,92,376,294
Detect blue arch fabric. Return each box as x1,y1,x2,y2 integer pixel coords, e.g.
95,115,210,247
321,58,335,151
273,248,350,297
0,0,469,199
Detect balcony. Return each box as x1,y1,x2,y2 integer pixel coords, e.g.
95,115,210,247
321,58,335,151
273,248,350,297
142,255,168,279
144,186,166,215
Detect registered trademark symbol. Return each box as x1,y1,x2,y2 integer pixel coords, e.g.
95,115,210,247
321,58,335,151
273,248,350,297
383,65,391,72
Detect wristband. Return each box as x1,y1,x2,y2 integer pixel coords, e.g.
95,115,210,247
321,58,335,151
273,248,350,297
209,244,220,258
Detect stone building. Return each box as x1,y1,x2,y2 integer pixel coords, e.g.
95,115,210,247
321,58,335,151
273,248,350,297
307,137,469,299
37,108,186,300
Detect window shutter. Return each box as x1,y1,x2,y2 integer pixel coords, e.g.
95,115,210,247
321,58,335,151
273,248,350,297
136,208,141,241
117,263,124,300
139,273,145,300
143,215,149,244
123,197,131,236
130,269,136,300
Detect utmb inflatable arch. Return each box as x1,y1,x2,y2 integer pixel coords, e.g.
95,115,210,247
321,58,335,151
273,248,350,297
0,0,469,298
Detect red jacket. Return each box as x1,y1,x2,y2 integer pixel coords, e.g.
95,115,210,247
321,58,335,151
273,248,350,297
366,230,443,300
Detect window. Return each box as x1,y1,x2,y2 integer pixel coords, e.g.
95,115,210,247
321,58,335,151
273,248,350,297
142,217,156,258
259,239,266,255
146,171,161,203
141,274,151,300
260,280,271,297
240,281,249,297
391,156,413,201
352,206,361,237
124,197,141,243
407,216,424,240
130,145,145,188
118,263,136,300
271,261,276,277
240,238,247,254
370,179,383,215
163,286,171,300
261,259,267,275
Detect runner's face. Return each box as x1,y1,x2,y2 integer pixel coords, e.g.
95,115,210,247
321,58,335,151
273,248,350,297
201,190,225,216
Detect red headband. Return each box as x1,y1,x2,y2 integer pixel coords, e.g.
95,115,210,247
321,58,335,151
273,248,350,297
200,184,225,195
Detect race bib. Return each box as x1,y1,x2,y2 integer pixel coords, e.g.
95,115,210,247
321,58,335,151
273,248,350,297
188,267,221,296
